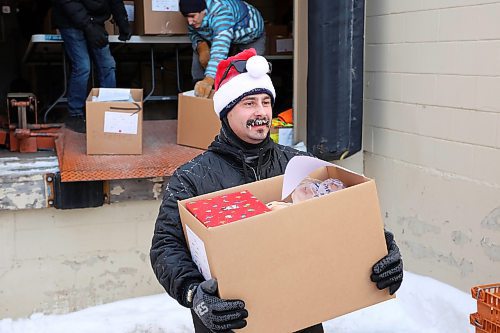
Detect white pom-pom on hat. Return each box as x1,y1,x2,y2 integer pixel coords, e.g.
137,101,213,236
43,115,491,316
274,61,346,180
246,55,269,78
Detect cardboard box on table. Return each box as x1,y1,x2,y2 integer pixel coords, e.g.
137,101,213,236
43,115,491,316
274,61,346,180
178,156,393,332
86,88,143,155
177,91,221,150
135,0,188,35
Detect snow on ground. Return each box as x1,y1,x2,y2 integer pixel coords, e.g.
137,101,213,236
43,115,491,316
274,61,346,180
0,271,477,333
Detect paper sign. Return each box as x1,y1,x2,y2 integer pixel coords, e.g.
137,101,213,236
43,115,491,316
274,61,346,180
104,111,138,134
125,4,135,22
152,0,179,11
97,88,131,102
185,225,212,280
281,156,335,200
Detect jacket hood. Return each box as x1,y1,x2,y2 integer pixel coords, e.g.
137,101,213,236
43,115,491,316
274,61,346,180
208,119,274,181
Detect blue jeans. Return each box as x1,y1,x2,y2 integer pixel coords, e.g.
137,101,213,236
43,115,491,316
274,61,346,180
59,28,116,117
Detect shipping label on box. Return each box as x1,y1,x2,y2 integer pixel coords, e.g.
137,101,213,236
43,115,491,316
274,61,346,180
178,156,393,332
185,225,212,280
103,111,139,134
152,0,179,11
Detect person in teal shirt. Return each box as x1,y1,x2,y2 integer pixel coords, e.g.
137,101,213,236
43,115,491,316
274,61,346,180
179,0,266,98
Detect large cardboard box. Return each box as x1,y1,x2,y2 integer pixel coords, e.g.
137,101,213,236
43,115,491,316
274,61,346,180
86,88,143,155
178,156,393,332
135,0,188,35
177,91,221,150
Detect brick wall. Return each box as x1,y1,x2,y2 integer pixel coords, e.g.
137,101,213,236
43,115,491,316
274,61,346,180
363,0,500,291
0,201,164,318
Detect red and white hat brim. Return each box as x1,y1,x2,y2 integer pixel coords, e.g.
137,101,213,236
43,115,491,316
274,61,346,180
213,72,276,117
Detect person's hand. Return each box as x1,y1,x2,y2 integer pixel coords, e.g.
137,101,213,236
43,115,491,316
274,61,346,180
371,230,403,295
192,279,248,332
197,41,210,69
117,21,132,41
194,76,215,98
84,23,108,48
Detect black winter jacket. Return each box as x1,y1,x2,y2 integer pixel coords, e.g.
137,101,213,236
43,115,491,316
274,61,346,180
52,0,128,30
150,129,309,307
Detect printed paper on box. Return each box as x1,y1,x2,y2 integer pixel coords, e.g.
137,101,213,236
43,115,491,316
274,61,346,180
97,88,131,102
186,225,212,280
152,0,179,11
104,111,138,134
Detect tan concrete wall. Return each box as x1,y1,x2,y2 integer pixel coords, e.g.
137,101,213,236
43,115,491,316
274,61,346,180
364,0,500,291
0,200,164,319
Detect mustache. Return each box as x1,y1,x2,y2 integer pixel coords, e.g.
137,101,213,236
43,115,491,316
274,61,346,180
246,118,270,128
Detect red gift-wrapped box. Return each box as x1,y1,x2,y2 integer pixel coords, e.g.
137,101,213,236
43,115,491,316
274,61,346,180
186,190,270,228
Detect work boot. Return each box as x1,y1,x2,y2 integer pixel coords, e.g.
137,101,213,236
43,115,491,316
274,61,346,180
65,115,86,133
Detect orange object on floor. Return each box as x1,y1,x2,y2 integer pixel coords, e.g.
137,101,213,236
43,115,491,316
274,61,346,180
277,108,293,124
470,284,500,333
55,120,203,182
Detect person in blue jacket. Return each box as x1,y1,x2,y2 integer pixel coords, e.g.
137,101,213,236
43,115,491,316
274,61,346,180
179,0,266,98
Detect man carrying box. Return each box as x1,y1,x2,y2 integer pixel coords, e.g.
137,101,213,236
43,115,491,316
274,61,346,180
150,48,403,332
179,0,266,98
52,0,132,133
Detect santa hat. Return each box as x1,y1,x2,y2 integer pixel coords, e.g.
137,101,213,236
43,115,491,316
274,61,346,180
213,48,276,119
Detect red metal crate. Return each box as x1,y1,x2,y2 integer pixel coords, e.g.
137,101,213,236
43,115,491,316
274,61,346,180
471,312,500,333
472,284,500,324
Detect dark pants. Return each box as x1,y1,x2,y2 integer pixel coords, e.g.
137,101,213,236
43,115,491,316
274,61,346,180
59,28,116,117
191,310,324,333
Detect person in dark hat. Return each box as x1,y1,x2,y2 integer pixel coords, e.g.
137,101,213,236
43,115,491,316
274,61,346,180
179,0,266,99
150,48,403,333
52,0,131,133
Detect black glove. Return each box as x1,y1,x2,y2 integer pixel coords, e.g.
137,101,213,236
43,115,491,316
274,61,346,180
117,20,131,41
371,230,403,295
192,279,248,332
84,22,108,48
